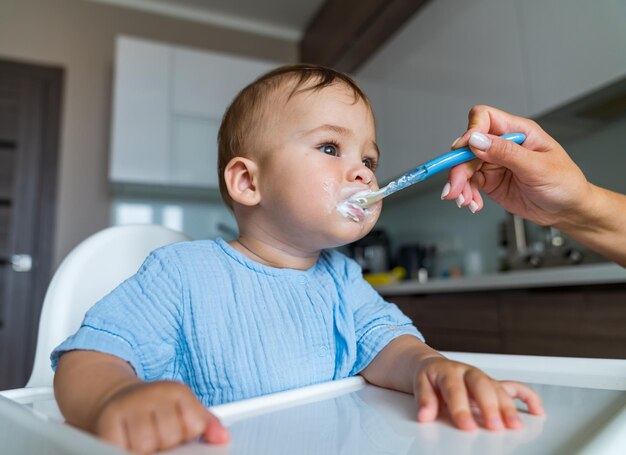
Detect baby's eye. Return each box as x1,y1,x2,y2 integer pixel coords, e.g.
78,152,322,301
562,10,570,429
363,157,378,171
319,144,339,156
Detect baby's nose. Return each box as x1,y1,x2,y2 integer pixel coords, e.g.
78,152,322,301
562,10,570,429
351,167,374,185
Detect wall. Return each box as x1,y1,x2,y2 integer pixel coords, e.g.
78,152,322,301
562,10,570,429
0,0,296,266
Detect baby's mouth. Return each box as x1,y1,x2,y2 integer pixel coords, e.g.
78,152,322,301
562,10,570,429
336,189,371,222
339,201,366,222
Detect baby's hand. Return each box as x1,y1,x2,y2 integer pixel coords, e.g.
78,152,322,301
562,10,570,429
94,380,229,454
414,357,544,431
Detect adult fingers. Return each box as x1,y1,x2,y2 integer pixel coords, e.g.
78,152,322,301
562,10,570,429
501,381,545,416
443,160,481,201
456,183,473,209
415,375,439,423
465,105,546,143
467,132,547,183
468,184,484,213
438,375,477,430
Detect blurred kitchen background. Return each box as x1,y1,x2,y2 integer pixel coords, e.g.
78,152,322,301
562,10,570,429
1,0,626,388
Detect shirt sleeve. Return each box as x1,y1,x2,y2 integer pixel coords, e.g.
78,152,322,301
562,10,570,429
343,256,424,376
50,250,184,380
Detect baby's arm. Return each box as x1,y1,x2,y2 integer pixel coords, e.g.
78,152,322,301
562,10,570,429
54,350,229,453
359,335,544,431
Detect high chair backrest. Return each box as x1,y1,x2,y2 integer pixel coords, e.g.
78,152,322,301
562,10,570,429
26,224,190,388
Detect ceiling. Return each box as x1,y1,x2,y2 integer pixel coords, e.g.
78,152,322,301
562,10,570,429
87,0,327,41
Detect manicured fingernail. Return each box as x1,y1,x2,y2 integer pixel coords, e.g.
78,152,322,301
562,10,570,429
440,182,450,199
469,201,479,213
456,194,465,208
450,136,462,149
469,132,491,150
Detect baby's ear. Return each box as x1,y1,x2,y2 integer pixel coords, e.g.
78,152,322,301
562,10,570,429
224,157,261,206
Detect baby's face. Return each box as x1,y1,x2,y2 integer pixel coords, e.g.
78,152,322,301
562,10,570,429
255,82,382,250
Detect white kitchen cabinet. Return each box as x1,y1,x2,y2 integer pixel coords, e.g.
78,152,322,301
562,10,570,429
516,0,626,116
110,37,171,185
356,0,528,184
172,48,277,118
171,115,220,187
110,36,280,190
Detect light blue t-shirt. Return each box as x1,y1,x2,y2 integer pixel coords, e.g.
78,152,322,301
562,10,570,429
51,238,422,406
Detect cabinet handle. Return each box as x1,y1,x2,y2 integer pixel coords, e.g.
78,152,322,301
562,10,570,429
0,254,33,272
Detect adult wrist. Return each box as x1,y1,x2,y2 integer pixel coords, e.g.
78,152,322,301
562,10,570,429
555,182,603,234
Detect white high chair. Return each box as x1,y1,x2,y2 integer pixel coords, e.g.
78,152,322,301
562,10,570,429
0,224,190,403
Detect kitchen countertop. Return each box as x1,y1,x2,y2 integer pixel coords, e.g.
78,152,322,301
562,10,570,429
376,262,626,295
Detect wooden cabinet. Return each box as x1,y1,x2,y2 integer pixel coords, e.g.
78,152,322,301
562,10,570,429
515,0,626,116
110,36,280,189
394,294,503,353
390,284,626,358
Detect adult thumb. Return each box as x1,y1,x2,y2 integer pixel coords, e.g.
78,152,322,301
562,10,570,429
468,132,539,180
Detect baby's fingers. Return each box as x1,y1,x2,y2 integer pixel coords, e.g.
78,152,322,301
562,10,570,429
178,394,230,445
495,387,524,430
438,376,477,431
96,415,129,451
415,375,439,422
464,370,504,431
126,411,159,454
501,381,545,416
202,412,230,445
154,405,184,451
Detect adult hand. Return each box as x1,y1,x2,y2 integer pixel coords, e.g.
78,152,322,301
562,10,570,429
442,105,591,228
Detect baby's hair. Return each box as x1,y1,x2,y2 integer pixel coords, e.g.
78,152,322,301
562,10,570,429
217,64,372,209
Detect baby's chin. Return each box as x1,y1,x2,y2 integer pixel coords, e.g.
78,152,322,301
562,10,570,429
322,217,378,249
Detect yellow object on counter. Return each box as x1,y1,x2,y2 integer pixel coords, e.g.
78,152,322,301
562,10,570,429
363,266,406,286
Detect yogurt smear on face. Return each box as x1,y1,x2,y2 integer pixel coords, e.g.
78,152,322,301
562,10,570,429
336,189,379,222
336,200,367,222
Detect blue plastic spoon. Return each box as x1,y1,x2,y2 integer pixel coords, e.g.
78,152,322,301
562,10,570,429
347,133,526,208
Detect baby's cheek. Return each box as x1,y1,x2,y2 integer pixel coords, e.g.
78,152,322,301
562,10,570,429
365,203,382,223
321,179,342,214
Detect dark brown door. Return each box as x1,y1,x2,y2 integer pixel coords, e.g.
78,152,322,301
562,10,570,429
0,59,62,389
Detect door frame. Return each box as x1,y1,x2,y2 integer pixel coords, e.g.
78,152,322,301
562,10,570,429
0,59,63,388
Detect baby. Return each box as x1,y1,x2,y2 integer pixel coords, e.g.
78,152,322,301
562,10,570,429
52,64,543,454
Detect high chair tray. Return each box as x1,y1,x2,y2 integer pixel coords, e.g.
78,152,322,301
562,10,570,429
2,352,625,455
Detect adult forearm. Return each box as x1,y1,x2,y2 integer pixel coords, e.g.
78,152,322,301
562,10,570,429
54,351,141,432
556,184,626,267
